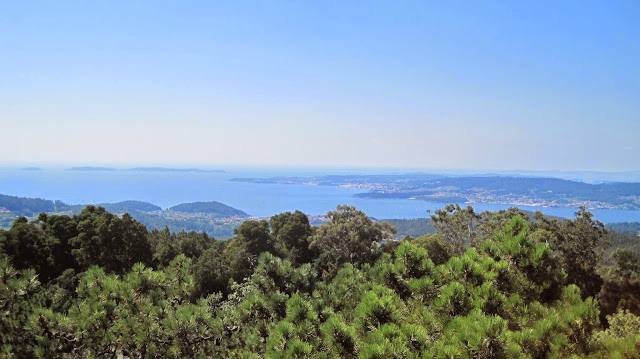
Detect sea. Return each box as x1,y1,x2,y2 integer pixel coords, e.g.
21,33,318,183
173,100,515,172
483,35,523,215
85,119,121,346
1,166,639,223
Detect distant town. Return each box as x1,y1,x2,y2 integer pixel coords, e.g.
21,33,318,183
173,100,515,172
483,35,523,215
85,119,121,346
232,174,640,210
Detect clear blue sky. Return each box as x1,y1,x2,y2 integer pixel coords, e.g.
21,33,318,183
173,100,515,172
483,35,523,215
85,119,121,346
1,1,638,170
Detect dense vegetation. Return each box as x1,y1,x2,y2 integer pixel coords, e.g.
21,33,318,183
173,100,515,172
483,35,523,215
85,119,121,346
606,222,640,234
129,211,242,239
380,218,436,238
1,203,640,357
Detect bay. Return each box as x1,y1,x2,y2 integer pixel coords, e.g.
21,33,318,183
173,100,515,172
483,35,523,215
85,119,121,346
0,167,638,223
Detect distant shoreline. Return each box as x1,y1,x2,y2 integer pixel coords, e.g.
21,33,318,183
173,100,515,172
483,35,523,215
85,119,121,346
231,174,640,211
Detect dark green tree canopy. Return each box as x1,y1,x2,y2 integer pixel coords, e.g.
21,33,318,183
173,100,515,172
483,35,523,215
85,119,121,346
309,205,396,270
269,210,315,265
1,204,639,358
71,206,152,274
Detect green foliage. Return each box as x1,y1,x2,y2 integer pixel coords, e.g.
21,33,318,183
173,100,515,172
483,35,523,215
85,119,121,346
320,314,358,358
429,310,519,359
28,255,228,358
430,204,481,252
148,227,215,268
251,253,315,296
192,242,234,298
310,205,396,276
355,286,403,331
72,206,152,274
380,218,436,238
410,233,454,265
126,210,242,239
589,309,640,357
0,258,41,357
532,207,608,298
611,249,640,279
234,220,274,264
270,210,315,265
0,213,78,283
2,204,639,357
482,216,566,302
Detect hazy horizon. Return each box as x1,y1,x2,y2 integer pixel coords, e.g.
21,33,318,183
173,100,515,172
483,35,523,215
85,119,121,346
2,1,638,171
2,161,640,173
2,163,640,185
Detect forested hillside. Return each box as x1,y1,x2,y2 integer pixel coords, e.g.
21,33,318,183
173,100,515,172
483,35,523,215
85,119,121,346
0,195,250,238
0,194,68,215
2,204,640,357
168,201,249,217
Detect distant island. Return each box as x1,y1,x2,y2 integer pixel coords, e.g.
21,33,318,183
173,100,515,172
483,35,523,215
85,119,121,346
231,174,640,210
68,166,225,173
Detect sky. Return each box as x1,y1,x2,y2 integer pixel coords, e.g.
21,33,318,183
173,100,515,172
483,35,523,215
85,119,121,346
1,1,638,171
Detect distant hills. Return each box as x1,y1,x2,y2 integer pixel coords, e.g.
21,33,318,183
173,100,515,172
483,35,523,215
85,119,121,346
0,194,248,217
0,194,250,238
67,200,163,213
1,193,638,240
168,201,249,217
0,194,68,214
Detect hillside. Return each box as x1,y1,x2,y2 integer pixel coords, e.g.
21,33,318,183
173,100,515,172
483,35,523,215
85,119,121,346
168,201,249,217
0,194,68,214
0,194,250,238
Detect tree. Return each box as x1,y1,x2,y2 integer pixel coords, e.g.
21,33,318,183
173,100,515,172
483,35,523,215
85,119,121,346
37,213,79,276
532,207,608,298
193,242,233,298
477,207,530,242
0,258,41,357
429,204,480,253
30,256,225,358
233,219,274,270
149,227,215,268
309,205,396,274
611,249,640,280
71,206,152,274
0,217,52,279
269,210,315,265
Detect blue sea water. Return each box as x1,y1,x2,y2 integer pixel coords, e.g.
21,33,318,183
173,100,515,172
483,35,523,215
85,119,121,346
0,167,639,223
